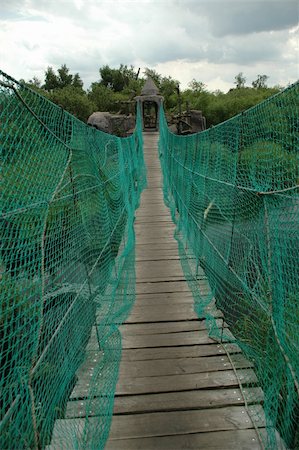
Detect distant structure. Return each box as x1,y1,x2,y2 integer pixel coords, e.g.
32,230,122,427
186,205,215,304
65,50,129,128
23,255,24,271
87,112,135,137
135,77,164,131
87,76,206,136
169,109,206,135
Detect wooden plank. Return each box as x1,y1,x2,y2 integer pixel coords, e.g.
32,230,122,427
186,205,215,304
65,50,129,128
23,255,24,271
136,236,178,245
108,406,264,439
135,209,170,216
113,387,263,415
117,354,253,378
136,207,168,215
136,259,185,282
65,387,263,419
121,330,215,349
134,291,195,305
136,259,182,272
135,210,170,217
136,280,205,295
135,236,175,245
136,253,181,261
126,308,223,323
120,319,223,335
126,308,197,323
49,407,264,447
135,241,178,249
120,343,242,361
115,369,258,395
135,246,179,260
135,218,174,225
105,429,264,450
135,224,175,232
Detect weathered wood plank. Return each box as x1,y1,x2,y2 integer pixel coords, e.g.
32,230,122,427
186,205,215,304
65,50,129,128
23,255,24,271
135,223,174,232
134,291,196,305
117,353,252,378
66,387,263,419
105,429,264,450
113,387,263,415
135,246,180,260
136,253,181,261
126,306,223,323
108,406,264,439
115,369,258,395
135,280,205,295
121,343,241,361
126,308,197,323
121,330,217,349
49,407,264,447
135,241,179,250
119,318,224,335
135,236,176,245
135,235,175,245
135,218,174,225
136,259,185,282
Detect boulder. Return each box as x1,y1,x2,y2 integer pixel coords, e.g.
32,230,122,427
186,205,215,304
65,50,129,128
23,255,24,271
87,112,135,136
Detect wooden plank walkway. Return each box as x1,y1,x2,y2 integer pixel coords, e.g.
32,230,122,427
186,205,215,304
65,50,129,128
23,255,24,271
48,132,266,449
105,132,264,449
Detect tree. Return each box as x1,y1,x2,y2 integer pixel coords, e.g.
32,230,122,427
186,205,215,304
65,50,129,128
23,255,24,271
252,74,269,89
88,83,117,112
44,66,59,90
99,64,138,92
43,64,84,91
72,73,84,90
57,64,73,88
188,79,207,93
160,76,180,110
143,68,162,87
27,76,42,88
234,72,246,89
48,86,94,122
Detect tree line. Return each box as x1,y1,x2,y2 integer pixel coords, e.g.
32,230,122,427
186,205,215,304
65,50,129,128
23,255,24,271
23,64,283,126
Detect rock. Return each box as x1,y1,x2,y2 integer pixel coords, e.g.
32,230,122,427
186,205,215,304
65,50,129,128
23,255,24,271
87,112,135,136
87,112,112,133
189,110,206,133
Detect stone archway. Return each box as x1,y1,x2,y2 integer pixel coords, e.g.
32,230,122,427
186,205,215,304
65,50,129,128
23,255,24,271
143,101,158,129
135,77,164,131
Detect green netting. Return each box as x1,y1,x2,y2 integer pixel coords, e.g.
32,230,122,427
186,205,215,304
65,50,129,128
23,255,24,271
0,70,146,449
159,82,299,450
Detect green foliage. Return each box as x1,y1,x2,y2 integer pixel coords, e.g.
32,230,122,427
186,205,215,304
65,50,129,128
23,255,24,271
0,69,146,448
234,72,246,89
44,66,60,90
48,86,94,121
144,67,162,86
99,64,139,92
159,80,299,449
23,64,285,128
252,74,269,89
181,85,281,127
188,79,207,93
44,64,83,91
88,83,128,113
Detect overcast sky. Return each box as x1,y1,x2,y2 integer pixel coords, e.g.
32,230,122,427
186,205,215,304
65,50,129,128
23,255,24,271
1,0,298,92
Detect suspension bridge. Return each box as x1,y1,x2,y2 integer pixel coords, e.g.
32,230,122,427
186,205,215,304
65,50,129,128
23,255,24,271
0,70,298,450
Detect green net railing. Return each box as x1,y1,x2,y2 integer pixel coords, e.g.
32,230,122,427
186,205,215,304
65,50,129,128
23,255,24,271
159,82,299,450
0,70,146,449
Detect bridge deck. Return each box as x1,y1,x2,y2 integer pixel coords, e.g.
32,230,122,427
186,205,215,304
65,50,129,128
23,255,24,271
48,133,265,449
105,133,264,449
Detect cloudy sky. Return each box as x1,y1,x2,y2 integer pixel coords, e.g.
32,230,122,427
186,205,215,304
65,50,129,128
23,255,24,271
1,0,298,92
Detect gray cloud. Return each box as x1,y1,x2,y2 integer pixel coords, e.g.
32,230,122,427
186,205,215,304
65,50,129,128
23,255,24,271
0,0,298,91
181,0,298,36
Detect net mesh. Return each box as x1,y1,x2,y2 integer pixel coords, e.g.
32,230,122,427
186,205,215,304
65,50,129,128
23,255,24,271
0,70,146,449
159,82,299,450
